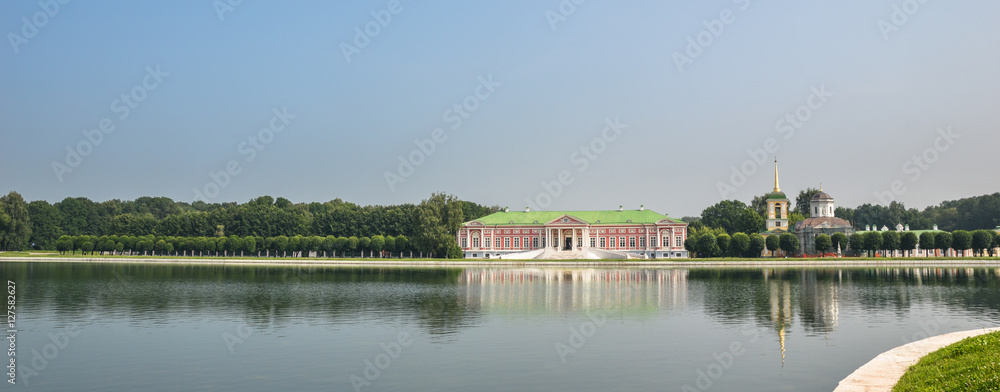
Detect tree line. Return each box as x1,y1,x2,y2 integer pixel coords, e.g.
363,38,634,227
0,191,495,257
684,228,999,258
52,233,418,258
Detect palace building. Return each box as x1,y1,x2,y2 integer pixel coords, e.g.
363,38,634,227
458,206,689,259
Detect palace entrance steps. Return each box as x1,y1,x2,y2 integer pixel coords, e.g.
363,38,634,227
493,248,635,260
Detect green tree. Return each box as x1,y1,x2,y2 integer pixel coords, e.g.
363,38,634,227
779,233,799,256
359,236,371,257
748,233,766,258
765,235,779,257
848,233,864,256
371,235,385,257
795,188,821,217
696,234,719,258
788,212,806,229
684,237,697,256
952,230,972,257
992,232,1000,257
80,240,94,255
900,232,918,257
882,231,900,257
831,233,848,254
347,236,359,257
716,233,731,257
935,232,952,257
701,201,762,234
414,193,463,257
274,235,289,257
154,239,166,255
395,235,409,256
864,231,883,258
243,236,257,256
971,230,993,257
322,235,336,257
335,236,348,257
446,243,463,259
27,200,63,249
814,234,832,256
730,233,750,258
918,232,935,257
384,235,396,256
0,192,33,251
55,235,73,255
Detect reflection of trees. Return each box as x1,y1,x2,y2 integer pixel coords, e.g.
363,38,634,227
4,262,481,336
4,262,999,341
698,267,1000,344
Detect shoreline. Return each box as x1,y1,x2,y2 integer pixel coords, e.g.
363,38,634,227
833,327,1000,392
2,256,999,268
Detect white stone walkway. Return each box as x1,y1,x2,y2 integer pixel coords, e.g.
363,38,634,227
833,327,1000,392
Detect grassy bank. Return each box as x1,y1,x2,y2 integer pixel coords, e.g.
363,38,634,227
893,330,1000,391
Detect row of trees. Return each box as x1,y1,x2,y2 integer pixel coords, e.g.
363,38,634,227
54,233,419,258
0,191,495,257
685,227,1000,258
844,229,1000,258
685,228,803,258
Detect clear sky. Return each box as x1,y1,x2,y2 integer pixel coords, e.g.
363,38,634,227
2,0,998,217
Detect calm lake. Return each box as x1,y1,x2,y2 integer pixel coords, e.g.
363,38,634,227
3,262,999,391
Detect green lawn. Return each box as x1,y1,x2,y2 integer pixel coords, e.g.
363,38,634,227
893,331,1000,392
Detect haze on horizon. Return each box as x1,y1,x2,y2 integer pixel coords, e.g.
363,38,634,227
2,0,998,217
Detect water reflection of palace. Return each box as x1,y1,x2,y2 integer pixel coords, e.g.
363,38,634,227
458,269,689,314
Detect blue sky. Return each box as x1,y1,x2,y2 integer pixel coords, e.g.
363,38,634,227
2,0,998,217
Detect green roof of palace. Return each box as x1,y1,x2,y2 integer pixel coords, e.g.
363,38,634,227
466,209,683,226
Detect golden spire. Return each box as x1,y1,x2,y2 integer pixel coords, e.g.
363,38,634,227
773,158,781,193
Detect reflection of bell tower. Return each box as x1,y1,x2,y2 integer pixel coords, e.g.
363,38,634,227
767,158,790,231
769,280,792,367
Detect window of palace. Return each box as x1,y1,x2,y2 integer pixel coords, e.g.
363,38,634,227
651,236,657,247
619,237,626,248
533,237,539,248
675,236,682,247
629,237,636,248
504,237,510,248
590,238,596,248
600,237,606,248
472,237,479,247
639,236,646,247
513,237,520,248
461,238,467,248
484,238,491,248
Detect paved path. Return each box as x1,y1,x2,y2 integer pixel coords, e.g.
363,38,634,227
2,256,999,268
833,327,1000,392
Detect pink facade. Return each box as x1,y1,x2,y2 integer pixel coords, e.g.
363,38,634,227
458,214,688,259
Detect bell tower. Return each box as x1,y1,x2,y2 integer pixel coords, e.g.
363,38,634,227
766,158,789,231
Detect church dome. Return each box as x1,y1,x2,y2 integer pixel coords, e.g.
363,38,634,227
811,191,833,200
768,191,787,200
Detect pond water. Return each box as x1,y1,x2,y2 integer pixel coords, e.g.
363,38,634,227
3,262,999,391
